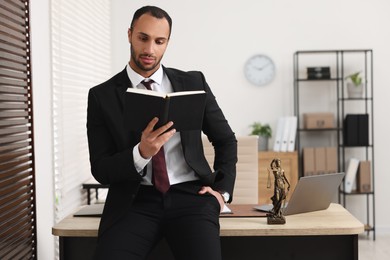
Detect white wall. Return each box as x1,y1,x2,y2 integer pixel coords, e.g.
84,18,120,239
30,0,55,259
111,0,390,232
30,1,390,257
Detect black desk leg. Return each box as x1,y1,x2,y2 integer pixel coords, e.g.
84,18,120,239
87,189,91,205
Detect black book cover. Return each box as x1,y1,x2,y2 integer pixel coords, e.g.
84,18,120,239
344,114,369,146
344,114,359,146
358,114,369,146
124,88,207,132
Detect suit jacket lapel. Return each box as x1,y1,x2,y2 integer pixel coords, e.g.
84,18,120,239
114,68,143,144
115,68,131,110
164,66,185,92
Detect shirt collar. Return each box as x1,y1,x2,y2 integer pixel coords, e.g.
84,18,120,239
126,63,163,88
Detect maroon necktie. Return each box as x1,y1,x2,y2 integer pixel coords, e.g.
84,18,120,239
141,80,170,193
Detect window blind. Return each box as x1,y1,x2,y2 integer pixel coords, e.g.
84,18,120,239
51,0,111,226
0,0,37,259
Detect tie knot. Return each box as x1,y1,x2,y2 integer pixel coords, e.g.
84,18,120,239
141,79,154,90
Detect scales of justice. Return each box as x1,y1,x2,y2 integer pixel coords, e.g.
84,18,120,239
266,158,291,225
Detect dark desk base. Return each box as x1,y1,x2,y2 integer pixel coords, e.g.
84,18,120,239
60,234,358,260
82,183,109,205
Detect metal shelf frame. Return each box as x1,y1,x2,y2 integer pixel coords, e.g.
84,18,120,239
293,49,375,239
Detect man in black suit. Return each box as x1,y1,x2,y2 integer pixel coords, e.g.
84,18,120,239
87,5,237,260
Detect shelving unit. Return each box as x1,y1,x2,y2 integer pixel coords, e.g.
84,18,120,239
293,49,375,239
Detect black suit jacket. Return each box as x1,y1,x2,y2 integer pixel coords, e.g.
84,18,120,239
87,66,237,236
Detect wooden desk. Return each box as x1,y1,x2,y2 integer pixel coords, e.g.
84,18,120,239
53,204,363,260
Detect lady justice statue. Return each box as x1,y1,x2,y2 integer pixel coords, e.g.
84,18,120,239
267,158,291,224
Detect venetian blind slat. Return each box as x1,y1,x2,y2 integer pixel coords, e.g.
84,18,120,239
0,6,24,26
0,24,27,45
0,68,28,80
0,85,28,94
0,0,36,258
0,179,32,201
0,1,25,17
0,163,32,183
0,41,27,57
0,118,28,127
0,94,27,102
0,186,32,209
0,196,33,226
0,50,27,64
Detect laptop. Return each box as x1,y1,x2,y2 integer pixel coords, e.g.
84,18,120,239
254,172,345,215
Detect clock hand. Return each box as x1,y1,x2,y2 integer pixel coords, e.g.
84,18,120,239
255,63,271,70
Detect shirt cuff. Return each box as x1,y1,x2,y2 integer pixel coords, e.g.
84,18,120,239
133,143,151,173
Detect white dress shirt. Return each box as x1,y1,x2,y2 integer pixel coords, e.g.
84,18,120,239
126,64,199,185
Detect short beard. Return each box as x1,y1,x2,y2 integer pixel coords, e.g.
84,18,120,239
130,46,160,72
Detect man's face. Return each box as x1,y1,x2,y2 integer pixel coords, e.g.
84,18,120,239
128,13,170,77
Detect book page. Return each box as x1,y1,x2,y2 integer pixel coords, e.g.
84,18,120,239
126,87,166,98
167,90,205,97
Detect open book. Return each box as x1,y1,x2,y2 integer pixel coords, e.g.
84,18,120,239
125,88,207,132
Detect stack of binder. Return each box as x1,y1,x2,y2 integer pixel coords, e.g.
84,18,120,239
273,116,297,152
303,147,338,176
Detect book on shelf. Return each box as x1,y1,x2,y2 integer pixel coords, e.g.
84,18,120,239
344,114,369,146
344,158,360,193
280,117,290,152
124,88,206,132
287,116,297,152
273,117,285,152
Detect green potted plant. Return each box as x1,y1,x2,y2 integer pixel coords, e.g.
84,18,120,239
250,122,272,151
345,71,364,98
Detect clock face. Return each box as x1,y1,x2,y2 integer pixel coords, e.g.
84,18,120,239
244,54,276,86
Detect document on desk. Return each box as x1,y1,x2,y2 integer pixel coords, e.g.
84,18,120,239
220,204,232,214
220,204,267,217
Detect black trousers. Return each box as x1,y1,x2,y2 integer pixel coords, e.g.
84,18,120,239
94,185,222,260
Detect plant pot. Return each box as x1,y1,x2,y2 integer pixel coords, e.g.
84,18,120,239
347,82,364,98
258,136,269,151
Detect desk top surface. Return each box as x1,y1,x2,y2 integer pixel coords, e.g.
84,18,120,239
52,203,364,237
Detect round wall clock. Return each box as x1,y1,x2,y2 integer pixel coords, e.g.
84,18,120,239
244,54,276,86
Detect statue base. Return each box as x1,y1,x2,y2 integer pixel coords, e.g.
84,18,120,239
267,213,286,225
